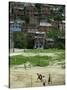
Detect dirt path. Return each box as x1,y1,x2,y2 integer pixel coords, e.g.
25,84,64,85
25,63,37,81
10,52,56,57
10,65,65,88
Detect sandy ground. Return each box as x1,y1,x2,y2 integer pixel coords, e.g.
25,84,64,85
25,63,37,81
10,64,65,88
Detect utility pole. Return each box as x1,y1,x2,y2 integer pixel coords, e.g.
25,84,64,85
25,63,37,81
12,7,16,52
43,32,46,49
12,33,14,52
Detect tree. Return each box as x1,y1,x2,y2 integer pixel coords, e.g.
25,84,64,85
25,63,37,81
49,5,65,29
27,33,34,49
13,32,34,49
13,32,27,49
47,27,65,49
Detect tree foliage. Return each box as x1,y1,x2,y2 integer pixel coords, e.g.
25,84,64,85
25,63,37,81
13,32,34,49
13,32,27,49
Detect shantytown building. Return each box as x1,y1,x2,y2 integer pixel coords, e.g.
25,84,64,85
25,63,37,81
9,2,65,49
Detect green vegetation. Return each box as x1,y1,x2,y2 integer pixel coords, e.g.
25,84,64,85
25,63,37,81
13,30,65,49
13,32,34,49
13,32,27,49
55,52,65,61
25,48,64,53
47,27,65,49
10,55,50,66
10,49,65,67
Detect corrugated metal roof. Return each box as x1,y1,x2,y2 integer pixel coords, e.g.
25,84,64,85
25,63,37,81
35,32,45,34
46,38,54,41
40,22,52,26
10,20,25,24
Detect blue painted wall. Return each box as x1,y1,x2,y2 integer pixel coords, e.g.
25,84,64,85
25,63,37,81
10,23,21,32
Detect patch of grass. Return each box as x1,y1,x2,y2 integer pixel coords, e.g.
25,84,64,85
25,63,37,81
54,52,65,61
29,56,50,66
25,48,64,53
10,49,65,66
49,51,65,65
10,55,50,66
10,55,27,65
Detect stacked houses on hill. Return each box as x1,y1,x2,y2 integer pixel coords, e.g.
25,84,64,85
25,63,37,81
9,2,65,49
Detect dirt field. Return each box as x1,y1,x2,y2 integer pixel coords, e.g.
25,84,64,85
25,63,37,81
10,64,65,88
9,49,65,88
